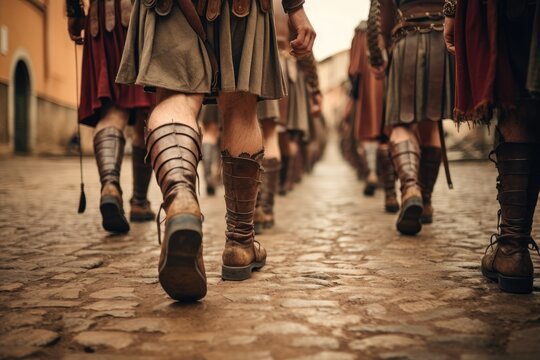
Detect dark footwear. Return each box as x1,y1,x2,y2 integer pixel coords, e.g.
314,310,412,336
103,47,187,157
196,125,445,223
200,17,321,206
363,172,377,196
221,151,267,281
100,183,130,233
480,143,540,294
146,123,207,301
94,127,129,233
130,145,155,222
390,139,423,235
419,147,442,224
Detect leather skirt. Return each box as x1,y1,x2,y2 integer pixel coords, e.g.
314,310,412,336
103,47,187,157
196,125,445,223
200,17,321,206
385,29,454,126
79,0,155,127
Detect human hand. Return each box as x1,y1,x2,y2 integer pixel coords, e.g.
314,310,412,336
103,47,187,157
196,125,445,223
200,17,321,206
288,7,316,58
68,17,86,45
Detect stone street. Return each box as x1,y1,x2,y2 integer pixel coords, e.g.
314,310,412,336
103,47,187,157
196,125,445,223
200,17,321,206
0,136,539,360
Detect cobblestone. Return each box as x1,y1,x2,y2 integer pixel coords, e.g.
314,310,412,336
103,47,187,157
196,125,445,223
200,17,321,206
0,136,540,359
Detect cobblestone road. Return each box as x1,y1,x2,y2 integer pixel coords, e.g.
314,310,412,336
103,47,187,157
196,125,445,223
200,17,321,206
1,136,539,360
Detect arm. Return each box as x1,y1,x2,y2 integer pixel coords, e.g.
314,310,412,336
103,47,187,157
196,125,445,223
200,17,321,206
443,0,457,54
66,0,86,44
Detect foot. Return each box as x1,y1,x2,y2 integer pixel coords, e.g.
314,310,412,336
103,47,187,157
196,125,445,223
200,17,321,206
100,182,130,233
385,194,400,214
158,194,207,301
222,240,267,281
130,199,155,222
481,239,534,294
364,172,377,196
396,186,423,235
420,202,433,224
206,184,216,196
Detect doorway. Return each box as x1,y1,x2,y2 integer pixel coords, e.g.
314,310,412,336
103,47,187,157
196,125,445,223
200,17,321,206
14,61,30,154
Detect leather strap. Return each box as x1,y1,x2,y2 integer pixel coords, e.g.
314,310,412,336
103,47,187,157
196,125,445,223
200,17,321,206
260,0,270,13
232,0,251,17
105,0,115,32
400,35,417,123
90,0,99,37
206,0,221,21
175,0,219,91
426,32,445,121
120,0,132,27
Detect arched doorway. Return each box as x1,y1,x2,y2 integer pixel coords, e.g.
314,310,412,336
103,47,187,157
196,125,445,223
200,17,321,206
14,61,30,154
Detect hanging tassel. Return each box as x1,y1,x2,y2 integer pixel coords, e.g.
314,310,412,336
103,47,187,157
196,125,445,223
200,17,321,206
74,44,86,213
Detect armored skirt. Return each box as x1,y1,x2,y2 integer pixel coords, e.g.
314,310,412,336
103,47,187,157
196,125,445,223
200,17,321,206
116,0,286,100
284,57,311,139
385,30,454,126
79,0,155,127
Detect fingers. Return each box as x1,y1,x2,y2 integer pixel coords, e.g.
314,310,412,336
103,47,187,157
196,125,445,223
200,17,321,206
290,29,316,58
447,44,455,55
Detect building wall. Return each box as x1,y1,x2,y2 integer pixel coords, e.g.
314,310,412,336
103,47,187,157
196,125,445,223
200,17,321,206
0,0,91,156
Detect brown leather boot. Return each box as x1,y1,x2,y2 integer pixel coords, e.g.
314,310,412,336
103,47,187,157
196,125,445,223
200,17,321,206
419,147,442,224
260,158,281,229
146,123,206,301
130,145,155,222
377,143,399,213
221,151,267,281
94,127,130,233
481,143,539,294
390,139,423,235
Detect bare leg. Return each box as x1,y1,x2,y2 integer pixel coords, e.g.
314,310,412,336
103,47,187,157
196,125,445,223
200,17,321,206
201,116,221,195
261,118,281,160
218,92,263,155
149,89,203,130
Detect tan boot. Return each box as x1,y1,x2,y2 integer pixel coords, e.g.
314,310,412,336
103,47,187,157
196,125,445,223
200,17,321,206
481,143,540,294
146,123,206,301
130,145,155,222
221,151,267,281
377,143,399,213
94,127,130,233
419,147,442,224
390,139,423,235
260,158,281,229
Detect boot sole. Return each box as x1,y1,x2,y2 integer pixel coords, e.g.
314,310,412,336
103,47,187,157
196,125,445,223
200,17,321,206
385,204,400,214
130,213,156,222
420,215,433,224
222,258,266,281
396,198,423,235
159,214,207,302
100,196,130,233
481,267,533,294
364,183,377,196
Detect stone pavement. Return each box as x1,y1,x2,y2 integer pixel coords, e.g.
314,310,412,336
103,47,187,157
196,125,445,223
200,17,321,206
0,137,539,360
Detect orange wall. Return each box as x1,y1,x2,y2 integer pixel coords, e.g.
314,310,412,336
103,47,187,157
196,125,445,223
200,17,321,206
0,0,82,107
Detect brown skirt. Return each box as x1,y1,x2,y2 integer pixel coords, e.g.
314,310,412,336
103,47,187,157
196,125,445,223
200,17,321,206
385,30,454,126
257,100,281,123
116,0,286,100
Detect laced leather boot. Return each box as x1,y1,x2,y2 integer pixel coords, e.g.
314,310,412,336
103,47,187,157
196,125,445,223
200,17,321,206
221,151,267,281
146,123,206,301
260,158,281,230
377,143,399,213
390,139,423,235
481,143,540,294
419,147,442,224
94,127,130,233
130,145,155,222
